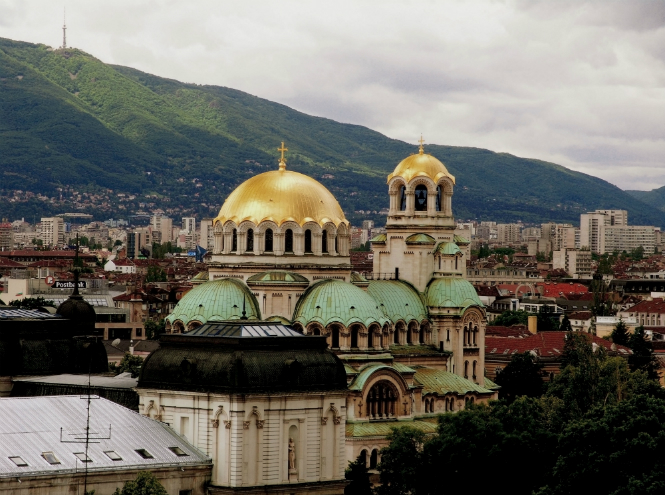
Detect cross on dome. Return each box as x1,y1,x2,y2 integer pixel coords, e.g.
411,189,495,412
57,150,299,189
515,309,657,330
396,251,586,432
418,135,425,155
278,142,288,170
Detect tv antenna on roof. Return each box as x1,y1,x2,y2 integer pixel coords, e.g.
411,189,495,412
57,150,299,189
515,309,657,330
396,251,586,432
61,7,67,49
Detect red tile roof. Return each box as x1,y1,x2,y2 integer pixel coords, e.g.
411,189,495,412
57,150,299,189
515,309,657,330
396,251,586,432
485,331,632,358
626,298,665,315
0,257,25,268
537,282,589,298
486,325,530,338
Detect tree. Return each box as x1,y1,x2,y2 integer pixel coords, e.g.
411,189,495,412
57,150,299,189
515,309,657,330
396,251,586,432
9,297,56,309
113,471,168,495
628,325,660,381
493,310,530,327
143,319,165,340
477,243,490,259
610,318,630,347
495,351,544,402
145,265,167,282
109,353,144,378
376,427,429,495
559,315,572,333
537,306,560,331
344,453,372,495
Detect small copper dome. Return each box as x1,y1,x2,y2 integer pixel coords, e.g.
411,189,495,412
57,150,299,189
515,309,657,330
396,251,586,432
57,295,97,335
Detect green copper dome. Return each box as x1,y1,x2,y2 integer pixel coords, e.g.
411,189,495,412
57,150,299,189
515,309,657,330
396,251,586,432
425,278,483,311
434,242,462,256
293,279,390,329
405,233,436,244
166,278,261,327
367,280,428,324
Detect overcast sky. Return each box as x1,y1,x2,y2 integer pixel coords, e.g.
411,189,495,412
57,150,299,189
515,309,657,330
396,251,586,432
2,0,664,190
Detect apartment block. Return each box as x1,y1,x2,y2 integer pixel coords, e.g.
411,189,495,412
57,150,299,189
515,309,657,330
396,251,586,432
496,223,522,244
151,214,173,244
182,217,196,234
40,217,65,247
552,249,593,277
600,225,657,255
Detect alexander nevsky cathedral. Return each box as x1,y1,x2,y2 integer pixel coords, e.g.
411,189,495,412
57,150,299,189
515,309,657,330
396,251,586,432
137,143,498,494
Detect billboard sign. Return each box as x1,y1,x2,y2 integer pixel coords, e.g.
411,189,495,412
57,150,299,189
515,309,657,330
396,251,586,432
53,281,87,289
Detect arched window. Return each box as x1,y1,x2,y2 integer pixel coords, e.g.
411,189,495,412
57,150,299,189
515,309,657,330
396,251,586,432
399,185,406,211
232,229,237,252
446,329,450,342
331,326,340,348
370,449,378,469
455,256,458,270
472,360,477,380
464,360,469,379
334,235,338,254
473,326,477,346
367,381,398,419
414,185,428,211
360,450,367,468
436,185,442,211
351,326,359,348
304,229,312,253
285,229,293,253
265,228,273,252
246,228,254,252
419,326,425,344
322,230,328,253
394,328,400,344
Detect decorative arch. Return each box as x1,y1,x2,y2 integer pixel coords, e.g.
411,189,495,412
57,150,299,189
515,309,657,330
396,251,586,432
173,320,185,333
187,320,202,331
407,176,437,194
306,321,327,337
359,368,411,419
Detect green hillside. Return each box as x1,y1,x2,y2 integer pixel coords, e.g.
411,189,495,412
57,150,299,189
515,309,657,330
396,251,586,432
626,187,665,214
0,37,662,227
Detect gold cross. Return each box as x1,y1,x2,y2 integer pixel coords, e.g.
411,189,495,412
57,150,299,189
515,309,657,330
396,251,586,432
418,135,425,154
278,142,288,162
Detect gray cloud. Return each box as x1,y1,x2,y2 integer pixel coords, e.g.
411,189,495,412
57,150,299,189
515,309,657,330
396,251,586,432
1,0,663,190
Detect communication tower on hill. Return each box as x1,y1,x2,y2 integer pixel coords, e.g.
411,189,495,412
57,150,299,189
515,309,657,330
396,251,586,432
61,8,67,49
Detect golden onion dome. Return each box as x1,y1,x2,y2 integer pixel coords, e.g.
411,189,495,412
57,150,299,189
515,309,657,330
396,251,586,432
214,151,349,228
387,143,455,185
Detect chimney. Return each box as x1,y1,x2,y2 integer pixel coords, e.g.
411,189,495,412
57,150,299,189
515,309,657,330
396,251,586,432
528,315,538,334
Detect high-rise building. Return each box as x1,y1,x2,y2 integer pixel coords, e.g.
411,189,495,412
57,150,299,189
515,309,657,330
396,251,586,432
553,249,593,277
0,223,12,251
496,223,521,244
182,217,196,234
595,209,628,226
600,225,656,255
127,228,152,259
151,215,173,244
40,217,65,247
199,218,214,250
579,213,609,253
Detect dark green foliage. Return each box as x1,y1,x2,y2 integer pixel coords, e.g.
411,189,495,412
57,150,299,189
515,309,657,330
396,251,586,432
109,353,144,378
495,351,544,401
559,315,572,332
375,427,428,495
151,242,181,259
611,319,630,346
492,309,529,326
543,396,665,495
628,326,661,380
112,471,168,495
537,306,560,331
344,453,373,495
351,241,370,252
145,265,167,282
0,37,663,226
9,296,56,309
143,319,165,340
477,243,491,259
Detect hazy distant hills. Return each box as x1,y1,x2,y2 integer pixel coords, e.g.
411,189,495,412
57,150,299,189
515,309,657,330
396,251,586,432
626,187,665,215
1,37,662,227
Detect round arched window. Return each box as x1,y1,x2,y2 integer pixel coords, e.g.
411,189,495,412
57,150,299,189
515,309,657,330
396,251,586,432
366,380,399,419
414,185,428,211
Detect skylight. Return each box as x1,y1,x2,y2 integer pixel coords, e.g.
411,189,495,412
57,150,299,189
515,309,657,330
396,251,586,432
9,456,28,467
169,446,189,457
135,449,154,459
74,453,92,463
42,452,60,465
104,451,122,461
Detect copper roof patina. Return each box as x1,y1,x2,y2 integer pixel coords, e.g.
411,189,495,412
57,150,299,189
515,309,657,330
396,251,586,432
165,279,260,327
293,279,390,329
425,277,484,312
414,367,495,396
346,420,438,438
246,270,309,285
434,242,462,256
367,280,428,325
405,233,436,245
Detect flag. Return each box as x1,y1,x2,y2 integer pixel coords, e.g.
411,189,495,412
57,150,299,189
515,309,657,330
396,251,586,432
195,245,208,262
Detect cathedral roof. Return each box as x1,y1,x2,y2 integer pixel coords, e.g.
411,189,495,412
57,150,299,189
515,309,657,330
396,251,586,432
413,367,495,396
425,277,484,311
293,279,390,329
387,151,456,185
367,280,428,324
246,270,309,285
434,242,462,256
405,233,436,245
165,279,260,327
214,164,349,228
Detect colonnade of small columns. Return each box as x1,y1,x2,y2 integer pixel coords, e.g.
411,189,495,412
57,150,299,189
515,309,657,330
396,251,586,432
300,321,432,350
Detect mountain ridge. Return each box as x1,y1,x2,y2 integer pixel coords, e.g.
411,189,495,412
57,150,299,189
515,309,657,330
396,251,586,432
0,36,662,227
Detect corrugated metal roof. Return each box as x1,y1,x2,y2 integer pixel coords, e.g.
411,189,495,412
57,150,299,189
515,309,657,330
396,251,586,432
0,396,210,478
0,309,62,320
185,321,304,338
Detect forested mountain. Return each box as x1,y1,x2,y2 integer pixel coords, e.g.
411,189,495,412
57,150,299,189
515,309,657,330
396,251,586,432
627,187,665,215
1,37,662,227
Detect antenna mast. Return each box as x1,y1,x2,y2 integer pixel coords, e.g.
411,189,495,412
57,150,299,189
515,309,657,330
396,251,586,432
62,8,67,49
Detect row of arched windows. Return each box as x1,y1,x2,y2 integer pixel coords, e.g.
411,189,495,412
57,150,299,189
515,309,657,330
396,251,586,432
463,325,478,346
367,381,398,419
359,449,380,469
398,185,444,212
226,228,335,254
424,397,435,413
464,360,478,381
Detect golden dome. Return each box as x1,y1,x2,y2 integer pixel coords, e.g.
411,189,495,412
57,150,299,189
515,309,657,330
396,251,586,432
214,165,349,228
387,148,456,185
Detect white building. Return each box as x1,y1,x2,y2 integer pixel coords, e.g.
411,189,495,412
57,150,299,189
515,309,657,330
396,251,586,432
39,217,65,247
182,217,196,234
552,249,593,277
